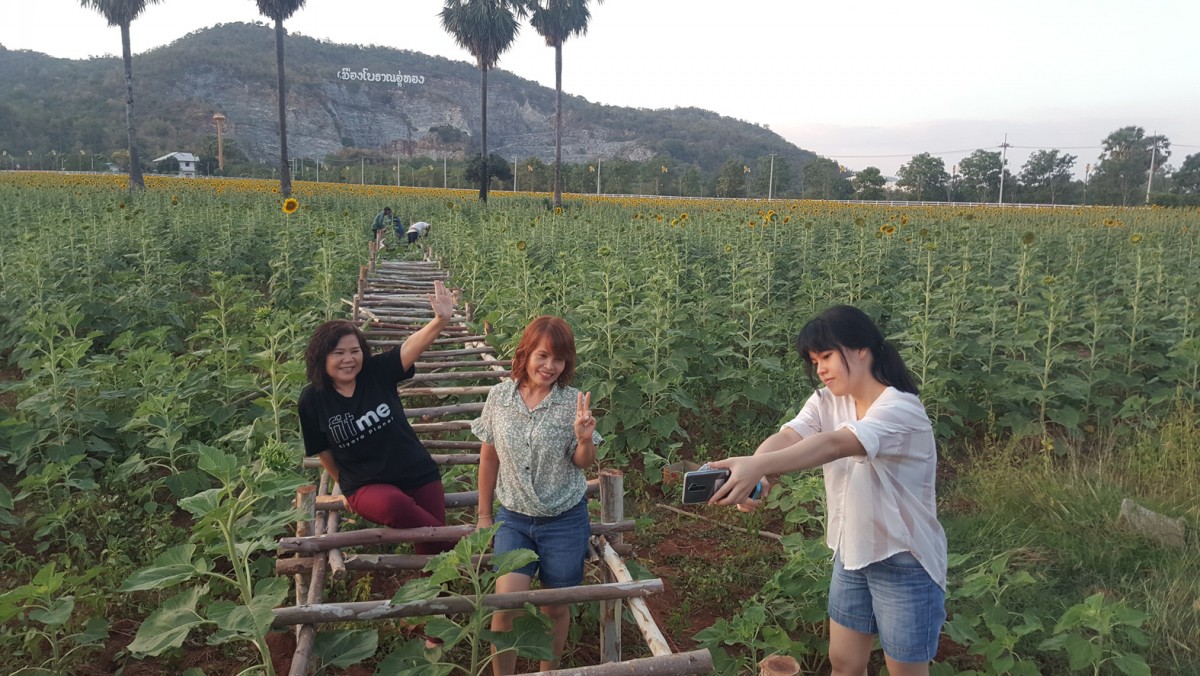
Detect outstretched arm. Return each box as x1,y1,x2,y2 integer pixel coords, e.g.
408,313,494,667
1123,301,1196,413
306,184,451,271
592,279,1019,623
708,429,864,506
399,279,458,371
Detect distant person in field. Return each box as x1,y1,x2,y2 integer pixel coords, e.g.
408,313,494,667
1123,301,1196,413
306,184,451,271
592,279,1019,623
404,219,431,245
371,206,397,246
472,316,601,674
298,281,460,555
708,305,947,676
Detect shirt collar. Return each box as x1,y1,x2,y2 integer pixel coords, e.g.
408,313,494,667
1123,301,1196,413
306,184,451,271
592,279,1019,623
504,380,566,412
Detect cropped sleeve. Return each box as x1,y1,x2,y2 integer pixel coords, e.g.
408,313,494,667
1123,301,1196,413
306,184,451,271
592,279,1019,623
836,391,932,460
373,347,415,385
781,390,825,438
297,388,327,457
470,386,496,444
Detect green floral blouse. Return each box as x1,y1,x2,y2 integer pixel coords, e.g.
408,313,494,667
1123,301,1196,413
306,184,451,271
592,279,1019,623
471,380,602,517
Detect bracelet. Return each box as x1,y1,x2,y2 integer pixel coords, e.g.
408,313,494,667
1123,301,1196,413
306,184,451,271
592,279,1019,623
477,513,493,518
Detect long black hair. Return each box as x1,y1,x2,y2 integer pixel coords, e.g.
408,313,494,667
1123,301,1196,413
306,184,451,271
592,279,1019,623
794,305,919,395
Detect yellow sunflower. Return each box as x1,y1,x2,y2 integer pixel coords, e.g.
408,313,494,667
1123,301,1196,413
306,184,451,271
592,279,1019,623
282,198,299,214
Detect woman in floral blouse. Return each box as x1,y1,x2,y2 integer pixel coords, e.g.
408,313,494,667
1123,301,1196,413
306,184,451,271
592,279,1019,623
472,315,601,674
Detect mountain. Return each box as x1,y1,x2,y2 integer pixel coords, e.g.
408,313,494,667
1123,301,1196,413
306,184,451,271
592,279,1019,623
0,22,815,178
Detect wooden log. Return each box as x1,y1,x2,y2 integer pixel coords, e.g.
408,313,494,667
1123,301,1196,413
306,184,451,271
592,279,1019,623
430,334,488,345
359,313,466,325
272,579,663,628
405,370,512,383
325,484,346,581
293,486,317,611
536,650,714,675
289,626,317,676
598,470,626,663
413,360,512,369
278,553,493,575
598,537,671,657
419,347,496,358
411,420,476,432
405,402,487,418
303,453,480,470
308,482,599,513
420,441,482,450
758,654,801,676
279,520,635,554
399,385,494,398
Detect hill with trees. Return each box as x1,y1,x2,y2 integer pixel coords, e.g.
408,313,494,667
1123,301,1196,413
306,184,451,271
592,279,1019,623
0,22,817,196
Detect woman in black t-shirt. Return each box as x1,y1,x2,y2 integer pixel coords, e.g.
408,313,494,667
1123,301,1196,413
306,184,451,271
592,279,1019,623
298,280,457,554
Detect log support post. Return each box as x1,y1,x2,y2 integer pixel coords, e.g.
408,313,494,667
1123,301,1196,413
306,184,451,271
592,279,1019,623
598,469,625,663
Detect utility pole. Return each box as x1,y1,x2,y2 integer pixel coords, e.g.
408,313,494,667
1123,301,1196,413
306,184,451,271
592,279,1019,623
1145,130,1158,205
443,156,447,188
767,154,776,200
212,113,225,172
596,157,601,195
997,133,1010,205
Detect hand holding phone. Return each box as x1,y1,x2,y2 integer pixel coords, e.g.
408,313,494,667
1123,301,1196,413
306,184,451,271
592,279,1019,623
682,464,763,504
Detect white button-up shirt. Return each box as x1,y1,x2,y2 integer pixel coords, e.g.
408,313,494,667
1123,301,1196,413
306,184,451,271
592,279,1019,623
783,386,948,589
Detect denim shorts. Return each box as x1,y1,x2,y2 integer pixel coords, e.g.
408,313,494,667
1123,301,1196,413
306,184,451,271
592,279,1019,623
828,551,946,663
494,499,589,588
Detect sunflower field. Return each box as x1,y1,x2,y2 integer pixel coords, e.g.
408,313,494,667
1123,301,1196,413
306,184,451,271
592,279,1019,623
1,172,1197,674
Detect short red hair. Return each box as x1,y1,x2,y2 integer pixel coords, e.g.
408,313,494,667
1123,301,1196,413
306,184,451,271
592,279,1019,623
511,316,576,387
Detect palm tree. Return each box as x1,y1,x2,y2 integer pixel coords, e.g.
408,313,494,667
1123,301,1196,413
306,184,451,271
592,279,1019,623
528,0,601,208
79,0,162,192
441,0,528,203
255,0,307,198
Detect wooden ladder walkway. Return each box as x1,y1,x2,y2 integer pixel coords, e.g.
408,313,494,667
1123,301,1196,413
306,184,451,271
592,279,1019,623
275,257,712,675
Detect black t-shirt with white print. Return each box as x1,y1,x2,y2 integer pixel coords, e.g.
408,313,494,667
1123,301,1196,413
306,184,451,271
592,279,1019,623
298,347,439,496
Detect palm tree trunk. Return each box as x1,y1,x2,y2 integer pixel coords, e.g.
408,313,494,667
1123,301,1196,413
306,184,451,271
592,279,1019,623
553,41,563,208
120,23,144,192
480,62,489,203
275,17,292,197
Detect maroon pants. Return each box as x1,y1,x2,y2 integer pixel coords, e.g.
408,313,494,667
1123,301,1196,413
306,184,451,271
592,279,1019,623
345,480,451,555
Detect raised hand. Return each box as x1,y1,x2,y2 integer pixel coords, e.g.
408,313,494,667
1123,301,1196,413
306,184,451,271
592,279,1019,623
574,391,595,442
427,279,457,321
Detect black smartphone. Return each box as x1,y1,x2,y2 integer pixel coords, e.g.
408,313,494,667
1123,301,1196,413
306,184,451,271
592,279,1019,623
682,466,762,504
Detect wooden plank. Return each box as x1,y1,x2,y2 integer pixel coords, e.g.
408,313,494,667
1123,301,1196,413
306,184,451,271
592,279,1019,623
536,650,713,675
302,454,480,470
598,537,672,657
413,360,512,369
271,579,663,627
278,520,635,553
405,402,486,418
419,347,496,358
278,553,492,575
404,370,511,382
398,385,494,397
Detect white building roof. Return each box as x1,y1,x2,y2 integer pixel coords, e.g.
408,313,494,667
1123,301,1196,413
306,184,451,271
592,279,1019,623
153,152,199,163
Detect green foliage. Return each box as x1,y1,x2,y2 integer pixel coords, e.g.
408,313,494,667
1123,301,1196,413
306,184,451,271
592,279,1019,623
374,526,554,674
119,446,304,673
0,562,110,673
1038,594,1150,676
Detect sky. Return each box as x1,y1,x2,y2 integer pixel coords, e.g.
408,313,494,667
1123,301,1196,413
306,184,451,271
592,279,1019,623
2,0,1198,177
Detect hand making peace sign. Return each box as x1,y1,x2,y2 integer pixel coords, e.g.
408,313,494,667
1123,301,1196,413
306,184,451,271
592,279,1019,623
574,391,595,442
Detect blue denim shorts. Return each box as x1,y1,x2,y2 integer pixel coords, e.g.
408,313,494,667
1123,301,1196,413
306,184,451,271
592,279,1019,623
494,499,589,588
828,551,946,663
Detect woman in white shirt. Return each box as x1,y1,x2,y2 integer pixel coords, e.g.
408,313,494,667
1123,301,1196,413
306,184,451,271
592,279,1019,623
710,305,947,676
